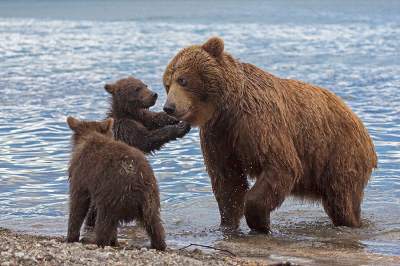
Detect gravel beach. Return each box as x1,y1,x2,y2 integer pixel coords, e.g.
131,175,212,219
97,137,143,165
0,228,278,266
2,227,399,266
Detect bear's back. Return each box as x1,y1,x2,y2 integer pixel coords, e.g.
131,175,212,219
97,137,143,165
69,134,153,189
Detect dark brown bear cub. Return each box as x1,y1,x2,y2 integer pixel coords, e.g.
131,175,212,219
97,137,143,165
105,76,190,153
66,116,166,250
85,76,191,228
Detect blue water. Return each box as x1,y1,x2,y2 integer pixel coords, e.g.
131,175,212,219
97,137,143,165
0,0,399,260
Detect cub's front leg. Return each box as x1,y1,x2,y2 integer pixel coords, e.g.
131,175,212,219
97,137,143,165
140,110,179,130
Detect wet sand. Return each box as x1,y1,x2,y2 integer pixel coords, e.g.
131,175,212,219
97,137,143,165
217,236,400,266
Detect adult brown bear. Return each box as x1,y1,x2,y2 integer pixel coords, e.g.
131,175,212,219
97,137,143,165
162,37,377,232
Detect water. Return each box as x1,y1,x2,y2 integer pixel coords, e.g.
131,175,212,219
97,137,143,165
0,0,399,263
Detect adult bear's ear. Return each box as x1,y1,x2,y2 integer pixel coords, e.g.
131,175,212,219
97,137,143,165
104,84,115,94
202,37,224,58
66,116,81,131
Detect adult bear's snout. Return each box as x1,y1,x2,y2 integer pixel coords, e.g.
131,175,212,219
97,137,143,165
163,102,176,115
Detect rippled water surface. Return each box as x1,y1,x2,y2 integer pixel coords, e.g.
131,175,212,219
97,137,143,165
0,0,399,262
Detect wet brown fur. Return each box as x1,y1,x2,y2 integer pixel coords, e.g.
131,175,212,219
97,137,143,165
66,117,166,250
163,37,378,232
106,76,190,154
85,77,190,228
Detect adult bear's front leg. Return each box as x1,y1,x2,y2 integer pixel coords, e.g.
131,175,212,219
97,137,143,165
244,169,293,233
210,166,248,230
202,148,248,229
201,129,249,230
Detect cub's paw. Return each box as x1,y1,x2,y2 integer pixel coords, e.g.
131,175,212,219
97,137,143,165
175,121,191,137
163,112,179,125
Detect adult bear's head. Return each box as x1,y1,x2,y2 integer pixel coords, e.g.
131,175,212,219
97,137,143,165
163,37,241,127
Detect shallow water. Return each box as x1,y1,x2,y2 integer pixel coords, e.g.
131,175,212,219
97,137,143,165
0,0,399,263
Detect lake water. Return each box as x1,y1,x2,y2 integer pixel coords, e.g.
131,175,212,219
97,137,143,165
0,0,399,264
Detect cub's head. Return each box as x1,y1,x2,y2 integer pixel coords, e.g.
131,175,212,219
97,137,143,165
105,76,158,111
67,116,113,144
163,37,227,127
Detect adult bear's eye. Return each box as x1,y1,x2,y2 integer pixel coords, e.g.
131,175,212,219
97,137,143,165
177,77,187,87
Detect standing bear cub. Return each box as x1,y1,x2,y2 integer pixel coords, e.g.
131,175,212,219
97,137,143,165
66,117,166,250
105,76,190,154
163,37,377,232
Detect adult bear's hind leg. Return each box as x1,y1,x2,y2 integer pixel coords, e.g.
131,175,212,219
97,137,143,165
321,162,369,228
322,182,363,228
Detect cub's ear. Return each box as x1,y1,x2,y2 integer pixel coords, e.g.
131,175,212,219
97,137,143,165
202,37,224,58
104,84,115,94
66,116,81,131
101,118,114,132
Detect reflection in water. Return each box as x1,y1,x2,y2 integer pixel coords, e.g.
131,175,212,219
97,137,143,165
0,13,399,260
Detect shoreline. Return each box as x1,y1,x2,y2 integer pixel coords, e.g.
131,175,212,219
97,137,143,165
0,227,278,266
1,227,399,266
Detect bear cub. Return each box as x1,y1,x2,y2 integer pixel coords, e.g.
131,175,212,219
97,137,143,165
105,76,190,153
66,116,166,250
85,76,191,228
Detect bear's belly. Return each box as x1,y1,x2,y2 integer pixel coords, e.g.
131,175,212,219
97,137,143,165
291,179,322,200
